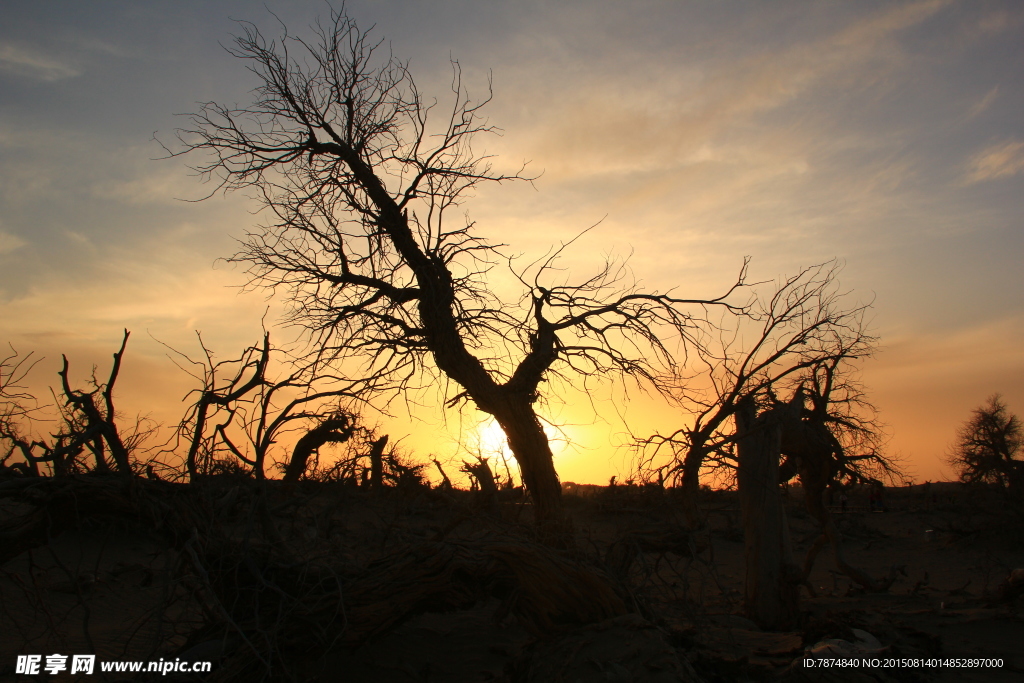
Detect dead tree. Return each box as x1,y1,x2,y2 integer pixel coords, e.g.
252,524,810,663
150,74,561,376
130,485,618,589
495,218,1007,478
169,8,746,525
1,412,92,478
367,434,389,489
0,345,40,426
462,454,499,509
282,412,356,482
1,345,44,476
636,262,875,529
58,330,133,474
735,381,900,627
176,332,270,478
734,376,899,627
779,365,905,593
171,332,367,479
0,331,150,476
735,395,802,630
432,458,454,490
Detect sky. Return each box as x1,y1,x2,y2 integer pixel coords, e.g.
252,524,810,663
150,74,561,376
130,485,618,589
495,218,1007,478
1,0,1022,484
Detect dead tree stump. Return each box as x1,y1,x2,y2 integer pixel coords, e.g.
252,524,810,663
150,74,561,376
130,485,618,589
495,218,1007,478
736,398,801,630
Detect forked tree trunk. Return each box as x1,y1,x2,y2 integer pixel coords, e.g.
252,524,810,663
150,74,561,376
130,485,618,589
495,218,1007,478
736,398,801,630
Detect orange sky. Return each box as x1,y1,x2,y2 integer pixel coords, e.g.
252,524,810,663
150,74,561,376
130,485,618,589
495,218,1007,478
2,1,1023,485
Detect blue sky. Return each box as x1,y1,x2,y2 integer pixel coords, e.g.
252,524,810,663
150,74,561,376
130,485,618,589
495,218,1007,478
1,0,1022,482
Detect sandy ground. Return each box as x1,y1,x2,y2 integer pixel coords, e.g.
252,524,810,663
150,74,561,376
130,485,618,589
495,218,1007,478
1,480,1022,682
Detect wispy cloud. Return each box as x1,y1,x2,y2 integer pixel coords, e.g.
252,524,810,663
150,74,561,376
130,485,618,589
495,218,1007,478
0,41,79,81
965,140,1024,183
966,86,999,119
91,168,200,206
693,0,953,126
0,230,27,255
523,0,952,179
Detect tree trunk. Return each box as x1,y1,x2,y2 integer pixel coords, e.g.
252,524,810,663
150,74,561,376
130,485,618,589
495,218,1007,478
369,435,388,490
679,441,707,530
736,399,800,630
432,459,454,490
462,455,499,511
492,399,563,530
282,415,354,483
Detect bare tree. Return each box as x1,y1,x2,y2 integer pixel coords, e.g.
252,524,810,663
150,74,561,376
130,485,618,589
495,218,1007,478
778,356,902,491
1,331,155,477
168,332,369,480
636,262,876,527
1,345,41,422
1,345,44,476
949,394,1023,491
779,371,905,595
58,330,134,474
635,266,907,618
170,8,745,525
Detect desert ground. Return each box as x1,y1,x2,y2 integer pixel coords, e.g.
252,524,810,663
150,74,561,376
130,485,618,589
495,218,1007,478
1,477,1022,682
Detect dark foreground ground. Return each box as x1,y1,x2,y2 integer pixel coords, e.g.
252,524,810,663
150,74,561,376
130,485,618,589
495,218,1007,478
1,477,1022,682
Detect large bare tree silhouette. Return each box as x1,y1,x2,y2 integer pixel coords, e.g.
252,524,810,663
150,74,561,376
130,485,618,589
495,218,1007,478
171,8,746,525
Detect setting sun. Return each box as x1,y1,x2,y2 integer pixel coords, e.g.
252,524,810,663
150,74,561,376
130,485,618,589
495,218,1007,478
475,418,511,460
470,417,569,464
466,417,577,485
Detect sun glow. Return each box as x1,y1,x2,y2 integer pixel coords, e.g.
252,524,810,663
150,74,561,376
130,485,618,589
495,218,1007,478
471,417,569,462
476,419,511,459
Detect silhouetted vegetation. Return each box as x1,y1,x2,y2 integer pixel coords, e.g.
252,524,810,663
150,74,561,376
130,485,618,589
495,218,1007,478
950,394,1023,492
0,330,157,478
